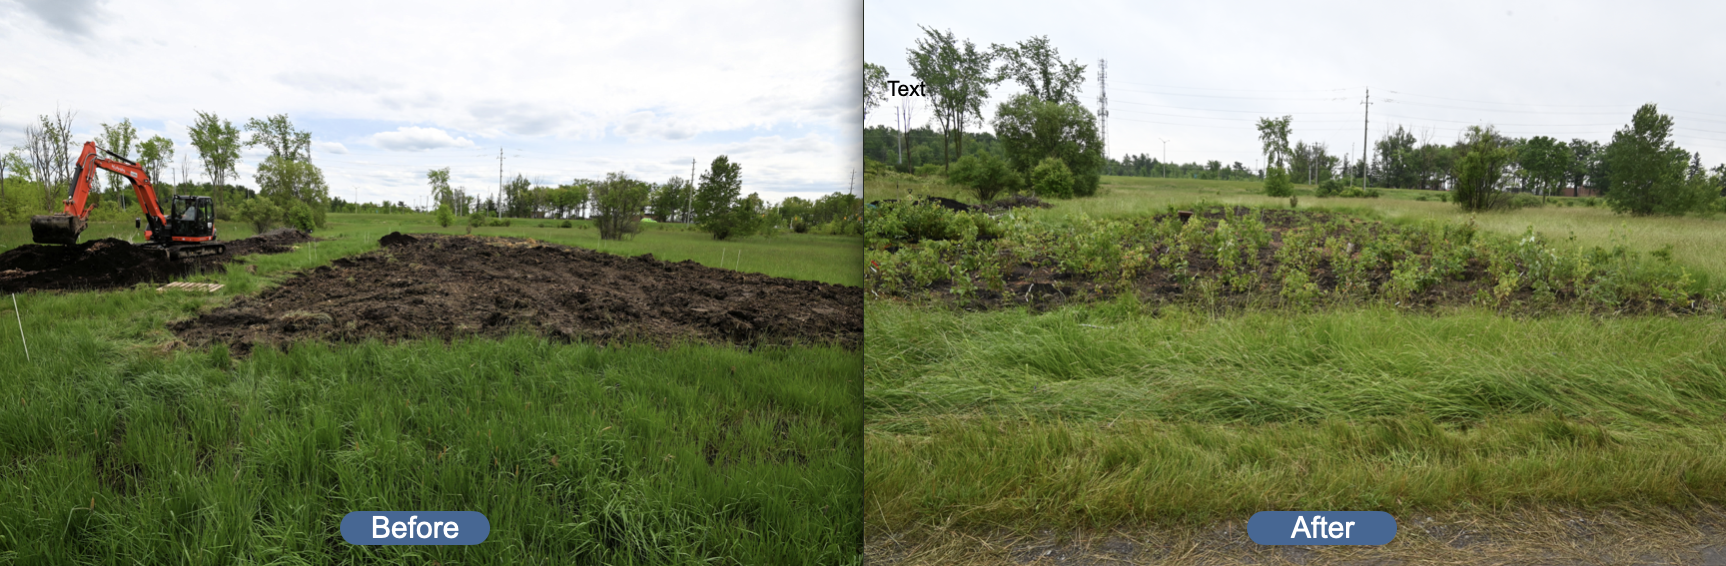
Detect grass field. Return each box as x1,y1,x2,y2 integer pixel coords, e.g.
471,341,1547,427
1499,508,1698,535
862,173,1726,561
0,214,863,564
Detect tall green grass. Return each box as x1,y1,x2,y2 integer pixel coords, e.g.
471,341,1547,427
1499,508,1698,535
0,334,861,564
864,300,1726,531
0,213,864,564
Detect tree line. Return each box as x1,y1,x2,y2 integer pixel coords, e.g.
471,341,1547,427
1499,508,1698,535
867,29,1105,201
1252,104,1726,215
423,156,862,241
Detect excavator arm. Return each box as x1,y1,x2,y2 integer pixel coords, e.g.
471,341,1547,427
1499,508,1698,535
30,141,169,245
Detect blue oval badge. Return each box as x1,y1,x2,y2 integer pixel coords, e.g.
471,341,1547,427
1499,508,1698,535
1247,511,1396,545
340,511,490,545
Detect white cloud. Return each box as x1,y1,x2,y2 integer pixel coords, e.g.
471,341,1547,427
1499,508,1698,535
314,141,348,155
371,127,475,152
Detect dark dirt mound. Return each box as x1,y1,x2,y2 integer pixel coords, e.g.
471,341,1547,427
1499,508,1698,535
378,231,417,247
172,234,862,352
0,229,316,293
221,228,316,256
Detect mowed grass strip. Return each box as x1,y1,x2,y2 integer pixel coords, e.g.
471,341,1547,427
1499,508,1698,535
0,334,861,565
864,300,1726,530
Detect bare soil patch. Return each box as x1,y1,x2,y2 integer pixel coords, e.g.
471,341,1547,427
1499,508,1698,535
172,233,861,352
0,228,316,293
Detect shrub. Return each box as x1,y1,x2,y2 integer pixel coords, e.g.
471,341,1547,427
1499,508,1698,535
791,215,810,233
435,204,453,227
1029,156,1075,199
234,197,282,234
286,200,315,232
947,152,1021,202
560,219,573,228
915,164,944,177
467,212,486,229
1315,178,1345,197
1505,193,1545,209
1264,167,1294,197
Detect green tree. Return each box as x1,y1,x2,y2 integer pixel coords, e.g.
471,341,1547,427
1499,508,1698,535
592,172,651,240
187,111,242,210
1517,136,1573,200
138,135,174,185
946,151,1021,202
992,35,1086,105
1453,125,1516,212
98,119,138,208
1256,116,1292,169
427,167,453,210
253,156,329,229
695,155,744,238
908,25,997,172
502,174,533,217
993,93,1104,197
865,62,890,121
244,114,312,162
1604,104,1708,215
650,176,693,222
1029,156,1074,198
1371,125,1418,188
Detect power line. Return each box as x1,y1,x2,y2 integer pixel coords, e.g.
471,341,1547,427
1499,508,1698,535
1110,87,1352,102
1113,100,1359,114
1382,99,1629,115
1113,81,1356,93
1387,90,1633,108
1115,108,1360,123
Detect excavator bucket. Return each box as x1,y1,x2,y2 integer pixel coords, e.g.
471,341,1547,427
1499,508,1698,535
30,214,86,245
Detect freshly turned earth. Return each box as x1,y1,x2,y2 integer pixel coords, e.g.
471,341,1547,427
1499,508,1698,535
172,233,863,352
0,228,315,293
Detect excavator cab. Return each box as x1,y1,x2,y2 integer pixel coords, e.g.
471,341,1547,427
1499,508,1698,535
168,196,216,239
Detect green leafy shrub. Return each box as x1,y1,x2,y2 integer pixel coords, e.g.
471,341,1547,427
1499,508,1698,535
1029,156,1075,199
435,204,453,227
286,200,315,232
560,219,573,228
1264,167,1294,197
947,152,1022,202
1315,178,1345,197
234,197,282,233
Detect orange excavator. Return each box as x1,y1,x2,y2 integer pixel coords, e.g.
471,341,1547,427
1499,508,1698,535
30,141,225,259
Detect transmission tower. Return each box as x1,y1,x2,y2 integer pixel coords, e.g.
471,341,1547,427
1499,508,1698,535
1097,58,1109,169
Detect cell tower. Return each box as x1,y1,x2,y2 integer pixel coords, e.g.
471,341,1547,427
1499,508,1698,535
1097,58,1109,167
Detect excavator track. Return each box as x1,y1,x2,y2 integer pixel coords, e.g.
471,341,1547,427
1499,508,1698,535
140,242,226,261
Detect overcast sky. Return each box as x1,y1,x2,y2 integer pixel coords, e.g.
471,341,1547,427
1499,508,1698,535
0,0,863,207
866,1,1726,172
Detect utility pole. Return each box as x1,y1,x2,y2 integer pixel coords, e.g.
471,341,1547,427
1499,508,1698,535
1159,138,1170,178
1097,58,1109,173
688,158,696,223
497,148,504,218
1361,87,1371,189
